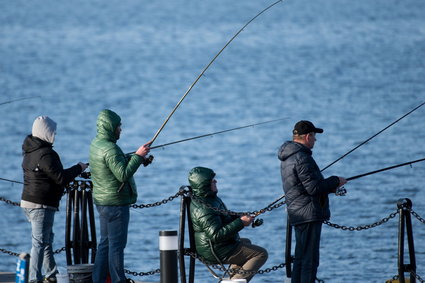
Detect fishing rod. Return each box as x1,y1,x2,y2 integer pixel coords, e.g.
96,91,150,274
149,0,283,146
0,96,41,106
126,117,287,154
346,157,425,181
0,177,23,185
321,101,425,172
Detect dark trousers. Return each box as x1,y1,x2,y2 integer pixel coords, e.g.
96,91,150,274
291,221,322,283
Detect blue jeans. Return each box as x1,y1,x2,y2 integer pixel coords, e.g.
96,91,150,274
23,208,57,282
92,205,130,283
292,221,322,283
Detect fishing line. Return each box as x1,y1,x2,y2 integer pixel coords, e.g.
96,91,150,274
0,96,41,106
149,0,283,145
321,101,425,172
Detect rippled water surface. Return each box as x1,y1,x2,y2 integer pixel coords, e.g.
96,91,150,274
1,0,425,282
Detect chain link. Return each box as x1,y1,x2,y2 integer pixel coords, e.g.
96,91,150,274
124,268,160,277
324,210,399,231
131,190,185,209
0,248,20,257
391,272,425,283
183,249,286,275
0,196,21,207
190,193,285,216
410,209,425,224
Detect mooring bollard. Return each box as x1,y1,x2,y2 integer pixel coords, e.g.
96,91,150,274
16,252,30,283
160,230,178,283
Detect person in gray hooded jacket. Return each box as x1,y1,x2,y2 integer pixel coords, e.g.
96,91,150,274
21,116,88,283
278,120,346,283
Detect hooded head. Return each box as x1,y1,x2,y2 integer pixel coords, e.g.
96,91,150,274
188,167,216,198
96,109,122,142
32,116,57,144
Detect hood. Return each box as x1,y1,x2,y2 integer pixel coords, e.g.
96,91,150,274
188,167,216,198
22,135,52,154
32,116,57,144
96,109,121,142
278,141,311,161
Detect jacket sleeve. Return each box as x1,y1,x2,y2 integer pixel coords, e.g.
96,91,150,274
198,210,244,243
104,146,143,182
297,155,340,195
39,152,82,186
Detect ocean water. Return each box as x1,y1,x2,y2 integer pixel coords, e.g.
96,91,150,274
1,0,424,282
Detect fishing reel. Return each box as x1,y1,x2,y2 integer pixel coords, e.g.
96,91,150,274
251,218,264,228
335,186,347,196
142,155,154,167
80,171,91,179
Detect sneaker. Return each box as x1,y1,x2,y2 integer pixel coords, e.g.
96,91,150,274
126,279,135,283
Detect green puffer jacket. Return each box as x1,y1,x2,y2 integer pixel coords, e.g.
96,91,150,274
89,109,143,206
189,167,244,263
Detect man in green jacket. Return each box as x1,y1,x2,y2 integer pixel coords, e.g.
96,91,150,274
90,109,151,283
189,166,268,282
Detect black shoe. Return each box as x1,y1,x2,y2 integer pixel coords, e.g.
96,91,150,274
43,277,57,283
126,279,135,283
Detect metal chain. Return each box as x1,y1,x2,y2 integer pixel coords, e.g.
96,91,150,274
54,247,66,254
324,210,399,231
131,190,185,209
0,246,65,257
184,249,286,275
124,268,160,277
410,209,425,224
0,196,20,207
190,193,285,216
0,248,20,257
391,272,425,283
411,271,425,283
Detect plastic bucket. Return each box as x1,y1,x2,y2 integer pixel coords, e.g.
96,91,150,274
67,264,94,283
56,273,69,283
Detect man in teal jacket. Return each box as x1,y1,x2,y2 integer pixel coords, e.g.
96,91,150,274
189,166,268,282
90,109,151,283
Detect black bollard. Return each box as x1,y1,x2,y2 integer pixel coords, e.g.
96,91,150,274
396,198,416,283
160,230,178,283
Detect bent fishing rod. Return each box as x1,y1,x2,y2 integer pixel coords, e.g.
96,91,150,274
149,0,283,146
0,96,41,106
346,157,425,181
126,117,287,154
321,101,425,172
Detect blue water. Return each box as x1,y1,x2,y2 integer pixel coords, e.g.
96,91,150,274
1,0,425,282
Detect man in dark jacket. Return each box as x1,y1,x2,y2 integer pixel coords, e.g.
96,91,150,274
90,109,151,283
189,166,268,282
21,116,87,283
278,120,346,283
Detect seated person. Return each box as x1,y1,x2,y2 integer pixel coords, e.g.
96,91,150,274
188,166,268,282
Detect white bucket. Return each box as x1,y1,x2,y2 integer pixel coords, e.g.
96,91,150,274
220,280,247,283
56,273,69,283
67,264,94,283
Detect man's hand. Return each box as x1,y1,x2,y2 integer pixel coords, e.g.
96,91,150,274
135,141,152,157
240,215,254,226
78,162,88,172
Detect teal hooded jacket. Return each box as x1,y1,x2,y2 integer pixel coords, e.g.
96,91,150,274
89,109,143,206
189,167,244,263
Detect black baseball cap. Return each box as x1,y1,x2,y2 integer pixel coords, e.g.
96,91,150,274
293,120,323,135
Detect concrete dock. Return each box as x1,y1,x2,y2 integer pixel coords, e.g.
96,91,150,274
0,272,158,283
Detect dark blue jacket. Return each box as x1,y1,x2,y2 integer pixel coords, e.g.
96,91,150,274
278,141,340,226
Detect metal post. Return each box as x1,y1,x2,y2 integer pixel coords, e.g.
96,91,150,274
285,216,292,282
186,197,196,283
160,230,179,283
397,198,416,283
179,195,187,283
